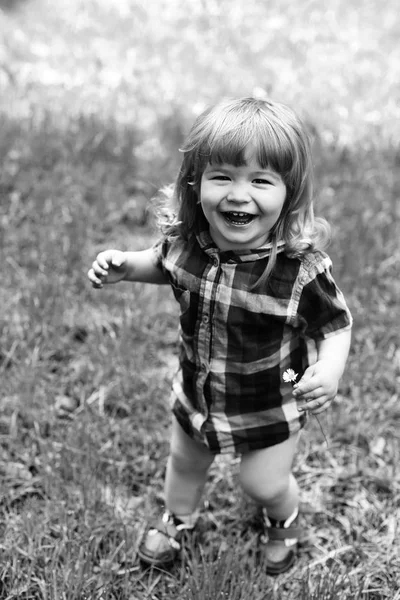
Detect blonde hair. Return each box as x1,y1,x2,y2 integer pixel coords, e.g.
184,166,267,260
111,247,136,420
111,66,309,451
156,97,330,283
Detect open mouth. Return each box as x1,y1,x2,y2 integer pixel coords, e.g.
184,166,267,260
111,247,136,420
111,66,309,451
222,211,255,225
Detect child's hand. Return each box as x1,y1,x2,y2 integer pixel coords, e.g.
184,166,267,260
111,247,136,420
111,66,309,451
88,250,128,288
293,360,339,414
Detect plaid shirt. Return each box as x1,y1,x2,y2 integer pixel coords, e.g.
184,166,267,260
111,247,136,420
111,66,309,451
155,230,352,455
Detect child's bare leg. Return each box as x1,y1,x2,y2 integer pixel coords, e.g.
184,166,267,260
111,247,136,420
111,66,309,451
239,435,300,566
139,417,214,566
165,416,215,518
239,434,299,517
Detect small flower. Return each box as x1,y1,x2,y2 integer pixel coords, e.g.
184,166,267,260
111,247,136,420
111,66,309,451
282,368,329,447
282,369,298,384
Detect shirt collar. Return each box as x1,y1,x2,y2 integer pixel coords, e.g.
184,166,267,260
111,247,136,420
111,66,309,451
194,229,285,263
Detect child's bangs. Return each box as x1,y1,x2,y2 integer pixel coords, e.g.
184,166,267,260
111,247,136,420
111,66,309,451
250,125,294,175
206,118,294,176
207,126,252,167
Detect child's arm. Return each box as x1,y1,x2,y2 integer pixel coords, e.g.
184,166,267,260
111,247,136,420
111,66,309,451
88,248,168,288
293,328,351,414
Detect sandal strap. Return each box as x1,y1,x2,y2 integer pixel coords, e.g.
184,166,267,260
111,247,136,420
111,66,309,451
148,513,194,551
267,525,302,541
151,519,180,544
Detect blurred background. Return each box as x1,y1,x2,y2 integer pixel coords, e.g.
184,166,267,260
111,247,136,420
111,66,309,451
2,0,400,140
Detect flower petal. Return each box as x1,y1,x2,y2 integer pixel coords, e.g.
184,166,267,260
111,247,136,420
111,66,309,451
283,369,298,383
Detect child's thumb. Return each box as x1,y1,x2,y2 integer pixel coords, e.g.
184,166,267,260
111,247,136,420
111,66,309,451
111,252,125,268
293,365,315,394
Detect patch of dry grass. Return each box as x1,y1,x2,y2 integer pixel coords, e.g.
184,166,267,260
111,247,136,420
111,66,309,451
0,1,399,598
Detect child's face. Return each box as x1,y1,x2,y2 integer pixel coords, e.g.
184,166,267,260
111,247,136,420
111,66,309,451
199,148,287,251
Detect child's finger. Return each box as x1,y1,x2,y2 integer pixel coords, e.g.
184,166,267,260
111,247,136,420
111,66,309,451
110,258,125,270
293,379,317,397
292,366,314,394
88,268,104,288
311,399,332,414
91,280,103,289
89,261,108,279
293,382,323,399
296,384,325,403
297,395,327,413
294,381,324,402
96,254,111,270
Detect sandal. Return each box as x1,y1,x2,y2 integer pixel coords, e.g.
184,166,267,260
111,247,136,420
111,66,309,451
261,508,301,575
138,510,195,567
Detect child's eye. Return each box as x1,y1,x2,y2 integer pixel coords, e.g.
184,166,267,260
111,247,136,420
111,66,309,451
212,175,230,181
253,178,272,185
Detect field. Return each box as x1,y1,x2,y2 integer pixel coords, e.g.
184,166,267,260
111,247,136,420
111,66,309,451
0,0,399,598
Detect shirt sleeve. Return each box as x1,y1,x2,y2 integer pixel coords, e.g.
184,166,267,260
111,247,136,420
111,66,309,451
296,254,352,340
152,238,170,276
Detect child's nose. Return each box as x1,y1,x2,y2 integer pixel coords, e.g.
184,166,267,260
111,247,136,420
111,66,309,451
226,183,251,202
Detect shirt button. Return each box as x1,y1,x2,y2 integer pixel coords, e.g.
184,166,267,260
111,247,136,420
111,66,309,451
213,258,218,267
202,315,209,324
200,362,208,371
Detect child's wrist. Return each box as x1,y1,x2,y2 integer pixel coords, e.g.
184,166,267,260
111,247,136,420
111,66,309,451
316,356,344,376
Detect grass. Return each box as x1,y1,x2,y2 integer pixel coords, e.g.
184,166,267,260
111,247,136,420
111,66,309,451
0,0,400,598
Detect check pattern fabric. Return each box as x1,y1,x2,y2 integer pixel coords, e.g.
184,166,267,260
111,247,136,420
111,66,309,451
155,230,352,455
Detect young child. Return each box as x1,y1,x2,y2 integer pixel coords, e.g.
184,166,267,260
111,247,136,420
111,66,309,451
88,97,352,575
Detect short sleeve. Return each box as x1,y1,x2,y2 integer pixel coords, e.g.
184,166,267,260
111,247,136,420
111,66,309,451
297,255,352,340
152,238,170,277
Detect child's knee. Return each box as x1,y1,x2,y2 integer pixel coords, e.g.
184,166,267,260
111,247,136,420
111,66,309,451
169,424,214,474
239,436,298,503
239,466,290,503
168,446,201,473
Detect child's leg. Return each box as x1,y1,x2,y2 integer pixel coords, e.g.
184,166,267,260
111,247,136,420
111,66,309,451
165,416,215,518
239,434,299,518
139,417,214,566
239,435,300,573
